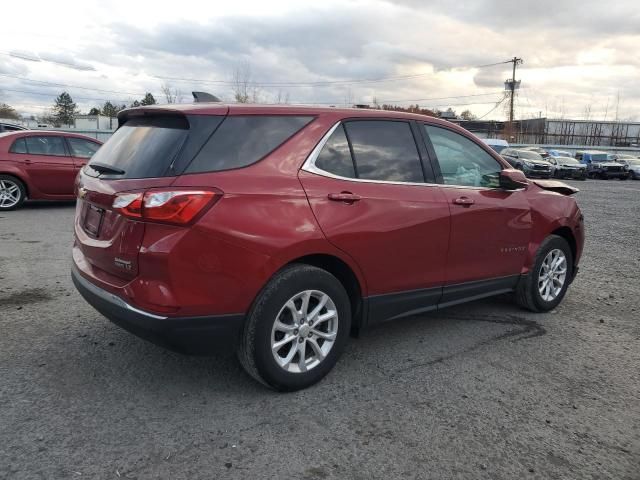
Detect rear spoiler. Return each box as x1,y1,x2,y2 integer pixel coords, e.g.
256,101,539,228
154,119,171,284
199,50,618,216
532,179,579,196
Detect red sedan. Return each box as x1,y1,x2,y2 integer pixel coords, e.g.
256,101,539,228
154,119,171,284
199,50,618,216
0,130,102,210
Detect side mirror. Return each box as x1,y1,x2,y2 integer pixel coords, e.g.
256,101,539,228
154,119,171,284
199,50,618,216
500,169,529,190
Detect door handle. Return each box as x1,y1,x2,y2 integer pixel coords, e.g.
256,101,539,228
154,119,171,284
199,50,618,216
24,158,32,164
453,196,474,206
328,192,361,203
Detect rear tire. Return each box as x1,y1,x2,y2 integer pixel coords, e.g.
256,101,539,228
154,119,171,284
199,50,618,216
238,264,351,391
516,235,573,313
0,175,26,211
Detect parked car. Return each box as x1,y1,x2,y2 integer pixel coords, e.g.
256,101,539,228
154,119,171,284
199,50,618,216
0,131,102,210
548,149,573,159
607,153,638,162
616,158,640,179
72,104,584,391
481,138,509,153
522,146,551,158
547,156,587,180
500,148,553,178
0,122,28,133
576,150,629,180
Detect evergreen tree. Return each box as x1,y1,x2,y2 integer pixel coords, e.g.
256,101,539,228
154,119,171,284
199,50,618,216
102,101,117,118
140,93,157,106
52,92,78,126
88,107,101,116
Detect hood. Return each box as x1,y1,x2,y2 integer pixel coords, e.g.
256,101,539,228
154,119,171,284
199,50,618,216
532,179,579,196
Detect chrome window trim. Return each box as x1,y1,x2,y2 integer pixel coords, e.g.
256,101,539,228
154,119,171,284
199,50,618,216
301,120,518,192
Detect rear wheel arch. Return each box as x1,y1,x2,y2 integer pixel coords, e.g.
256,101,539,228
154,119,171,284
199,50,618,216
284,254,364,332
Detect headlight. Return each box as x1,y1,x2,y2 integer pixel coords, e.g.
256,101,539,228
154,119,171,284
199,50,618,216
523,160,533,167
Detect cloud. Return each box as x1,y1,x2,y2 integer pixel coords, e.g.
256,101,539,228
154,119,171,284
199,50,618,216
1,0,640,120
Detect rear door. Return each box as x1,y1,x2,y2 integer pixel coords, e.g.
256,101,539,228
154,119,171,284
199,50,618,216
66,136,101,172
299,119,450,323
21,135,77,195
420,124,532,302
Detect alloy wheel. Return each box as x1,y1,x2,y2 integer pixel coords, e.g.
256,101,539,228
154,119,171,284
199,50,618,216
538,249,568,302
0,179,21,209
271,290,339,373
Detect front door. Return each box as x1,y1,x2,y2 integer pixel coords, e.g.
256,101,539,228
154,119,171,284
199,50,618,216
420,124,532,303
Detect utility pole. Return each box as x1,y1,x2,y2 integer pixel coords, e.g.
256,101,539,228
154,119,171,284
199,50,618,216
508,57,523,125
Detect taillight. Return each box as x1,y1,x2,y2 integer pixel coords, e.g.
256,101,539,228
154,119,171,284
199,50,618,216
112,189,220,225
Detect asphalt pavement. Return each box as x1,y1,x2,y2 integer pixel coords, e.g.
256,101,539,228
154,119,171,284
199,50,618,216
1,179,638,479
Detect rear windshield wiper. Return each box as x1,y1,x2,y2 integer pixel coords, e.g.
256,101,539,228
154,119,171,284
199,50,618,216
87,162,126,175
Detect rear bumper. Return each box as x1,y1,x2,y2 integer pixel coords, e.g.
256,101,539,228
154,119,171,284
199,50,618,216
72,265,245,355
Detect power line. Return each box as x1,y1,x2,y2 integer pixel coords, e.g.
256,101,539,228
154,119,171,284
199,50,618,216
477,95,509,120
0,73,146,96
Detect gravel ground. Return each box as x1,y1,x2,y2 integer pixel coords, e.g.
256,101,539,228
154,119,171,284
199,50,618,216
1,179,639,480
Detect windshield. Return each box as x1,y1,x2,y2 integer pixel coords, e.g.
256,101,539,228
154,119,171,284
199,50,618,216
552,150,572,157
518,150,543,161
626,159,640,165
557,157,579,164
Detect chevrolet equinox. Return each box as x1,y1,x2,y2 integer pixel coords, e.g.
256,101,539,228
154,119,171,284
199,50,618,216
72,104,584,391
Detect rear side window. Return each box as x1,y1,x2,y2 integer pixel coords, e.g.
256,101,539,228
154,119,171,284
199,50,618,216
315,125,355,178
68,138,100,158
10,138,27,154
344,121,424,183
187,116,313,173
87,116,189,179
25,136,67,156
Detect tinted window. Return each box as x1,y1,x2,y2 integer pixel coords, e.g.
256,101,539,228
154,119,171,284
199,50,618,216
10,138,27,154
518,150,543,161
424,125,502,188
187,116,313,173
315,125,355,178
87,116,189,179
25,136,67,156
344,121,423,182
68,138,100,158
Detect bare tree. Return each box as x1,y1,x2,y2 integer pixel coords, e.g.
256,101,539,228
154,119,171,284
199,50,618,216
232,62,253,103
161,83,182,104
275,89,290,104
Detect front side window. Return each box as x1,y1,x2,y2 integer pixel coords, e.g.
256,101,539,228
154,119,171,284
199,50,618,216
315,125,355,178
424,125,502,188
68,138,100,158
187,116,313,173
344,120,424,183
25,136,67,156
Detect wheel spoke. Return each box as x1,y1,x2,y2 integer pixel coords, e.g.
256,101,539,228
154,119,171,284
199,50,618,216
315,310,337,325
272,334,296,351
297,341,307,372
300,291,311,317
311,329,336,341
274,320,296,333
307,294,329,323
278,341,299,367
307,338,325,361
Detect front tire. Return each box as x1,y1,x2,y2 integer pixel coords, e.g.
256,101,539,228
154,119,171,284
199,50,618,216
0,175,26,210
516,235,573,312
238,264,351,391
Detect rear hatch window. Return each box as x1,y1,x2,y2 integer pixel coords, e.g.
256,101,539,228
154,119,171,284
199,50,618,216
86,116,188,179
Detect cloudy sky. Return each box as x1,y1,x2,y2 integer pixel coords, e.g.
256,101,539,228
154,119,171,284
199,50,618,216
1,0,639,121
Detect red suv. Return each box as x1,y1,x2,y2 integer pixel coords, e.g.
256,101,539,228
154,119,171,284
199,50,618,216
71,104,584,391
0,130,102,210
